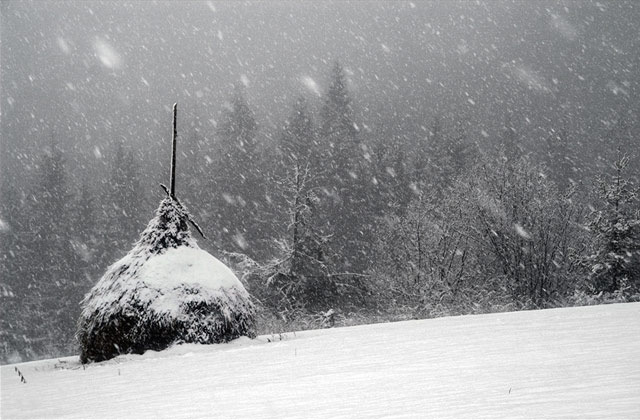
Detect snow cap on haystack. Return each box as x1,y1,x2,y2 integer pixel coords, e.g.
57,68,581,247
77,197,256,363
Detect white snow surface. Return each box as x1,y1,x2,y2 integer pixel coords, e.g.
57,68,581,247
141,246,240,291
138,246,250,318
82,245,251,323
3,303,640,419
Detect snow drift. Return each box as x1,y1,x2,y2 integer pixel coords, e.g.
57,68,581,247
3,303,639,419
76,198,256,363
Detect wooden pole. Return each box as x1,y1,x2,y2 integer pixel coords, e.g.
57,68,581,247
161,102,205,238
170,103,177,198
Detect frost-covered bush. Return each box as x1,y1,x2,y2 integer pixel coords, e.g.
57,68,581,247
566,285,640,307
370,154,585,313
76,198,256,363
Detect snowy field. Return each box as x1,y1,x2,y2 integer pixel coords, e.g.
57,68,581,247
2,303,639,419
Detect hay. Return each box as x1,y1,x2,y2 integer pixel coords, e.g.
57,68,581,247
77,198,256,363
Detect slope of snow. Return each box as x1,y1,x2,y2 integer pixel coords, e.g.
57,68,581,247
2,303,639,419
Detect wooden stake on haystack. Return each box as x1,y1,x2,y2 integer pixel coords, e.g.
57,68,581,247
161,103,206,238
170,103,177,198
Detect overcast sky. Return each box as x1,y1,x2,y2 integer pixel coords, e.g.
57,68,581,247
2,1,639,185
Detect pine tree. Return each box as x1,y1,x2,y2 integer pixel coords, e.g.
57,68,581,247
218,87,259,168
75,183,96,245
104,141,145,262
317,61,371,271
0,180,25,296
370,134,412,217
585,154,640,293
0,180,29,362
21,144,81,358
319,61,359,181
415,117,472,193
280,95,315,167
213,87,265,255
71,183,100,295
273,94,317,215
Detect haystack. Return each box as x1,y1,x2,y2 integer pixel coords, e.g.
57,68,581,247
77,197,256,363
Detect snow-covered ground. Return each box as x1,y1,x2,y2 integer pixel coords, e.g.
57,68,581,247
2,303,639,419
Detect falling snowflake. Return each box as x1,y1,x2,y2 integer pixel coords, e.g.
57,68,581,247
514,224,532,240
93,37,123,69
301,76,321,96
56,37,72,54
233,233,248,250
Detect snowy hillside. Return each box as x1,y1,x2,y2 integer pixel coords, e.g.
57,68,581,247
2,303,639,419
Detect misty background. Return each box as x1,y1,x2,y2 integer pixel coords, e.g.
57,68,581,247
1,0,639,363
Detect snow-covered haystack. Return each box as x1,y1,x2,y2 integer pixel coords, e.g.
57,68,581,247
77,198,256,363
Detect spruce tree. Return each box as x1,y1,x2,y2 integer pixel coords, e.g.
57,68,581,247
104,142,145,262
213,87,264,255
317,61,370,271
22,144,81,358
0,181,29,362
72,183,100,294
415,116,473,197
280,95,315,168
370,134,411,217
319,61,359,180
586,154,640,293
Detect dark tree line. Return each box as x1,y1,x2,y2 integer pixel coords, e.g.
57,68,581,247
2,61,640,363
0,137,147,362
